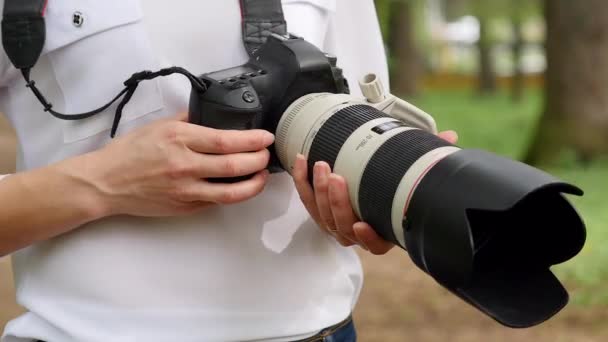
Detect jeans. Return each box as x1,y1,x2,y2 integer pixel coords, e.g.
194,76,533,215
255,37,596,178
34,319,357,342
321,320,357,342
296,316,357,342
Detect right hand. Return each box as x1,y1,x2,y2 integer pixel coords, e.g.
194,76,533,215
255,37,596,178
82,114,274,217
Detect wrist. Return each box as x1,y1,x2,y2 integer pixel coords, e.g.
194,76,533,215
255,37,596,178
50,151,114,222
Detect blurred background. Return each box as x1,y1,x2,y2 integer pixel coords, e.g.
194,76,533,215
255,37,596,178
354,0,608,340
1,0,608,341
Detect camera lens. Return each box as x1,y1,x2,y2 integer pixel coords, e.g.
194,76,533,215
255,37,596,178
275,93,586,328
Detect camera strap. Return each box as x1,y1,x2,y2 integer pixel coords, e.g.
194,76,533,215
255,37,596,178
239,0,288,55
1,0,207,137
1,0,286,137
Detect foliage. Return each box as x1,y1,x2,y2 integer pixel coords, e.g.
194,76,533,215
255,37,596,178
374,0,430,53
411,87,541,160
445,0,541,22
552,161,608,306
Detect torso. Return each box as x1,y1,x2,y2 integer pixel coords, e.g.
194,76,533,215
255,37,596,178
0,1,362,341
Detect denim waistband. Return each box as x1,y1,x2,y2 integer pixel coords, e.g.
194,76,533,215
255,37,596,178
291,315,354,342
35,315,354,342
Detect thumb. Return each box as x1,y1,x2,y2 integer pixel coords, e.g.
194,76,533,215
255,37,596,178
175,112,189,122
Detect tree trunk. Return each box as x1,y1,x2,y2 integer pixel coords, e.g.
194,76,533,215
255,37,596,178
511,15,525,102
524,0,608,165
387,0,419,97
477,17,497,94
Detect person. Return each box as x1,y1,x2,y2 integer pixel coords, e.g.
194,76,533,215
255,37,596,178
0,1,457,341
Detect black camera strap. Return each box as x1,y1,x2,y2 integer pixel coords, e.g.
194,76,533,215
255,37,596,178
1,0,207,137
239,0,288,55
1,0,286,137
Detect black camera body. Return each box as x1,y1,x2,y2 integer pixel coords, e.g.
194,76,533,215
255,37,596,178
189,34,349,172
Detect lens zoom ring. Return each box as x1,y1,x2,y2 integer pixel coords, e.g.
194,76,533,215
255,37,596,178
359,129,452,244
307,105,387,183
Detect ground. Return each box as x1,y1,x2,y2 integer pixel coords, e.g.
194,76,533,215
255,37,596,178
354,249,608,342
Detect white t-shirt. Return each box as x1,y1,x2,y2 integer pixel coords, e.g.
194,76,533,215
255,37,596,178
0,1,389,341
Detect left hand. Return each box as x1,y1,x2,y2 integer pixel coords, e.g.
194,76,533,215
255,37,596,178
292,130,459,255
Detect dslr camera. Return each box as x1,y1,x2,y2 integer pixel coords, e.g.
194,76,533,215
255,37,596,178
189,34,586,328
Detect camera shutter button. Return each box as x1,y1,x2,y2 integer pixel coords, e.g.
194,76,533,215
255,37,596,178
242,91,256,103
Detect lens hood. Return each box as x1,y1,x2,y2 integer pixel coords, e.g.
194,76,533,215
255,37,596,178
404,149,586,328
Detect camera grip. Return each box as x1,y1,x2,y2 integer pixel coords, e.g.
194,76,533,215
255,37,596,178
189,84,266,183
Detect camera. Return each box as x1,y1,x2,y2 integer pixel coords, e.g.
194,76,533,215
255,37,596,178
189,33,348,173
189,34,586,328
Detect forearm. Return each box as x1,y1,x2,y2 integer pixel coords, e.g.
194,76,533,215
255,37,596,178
0,118,276,256
0,153,107,256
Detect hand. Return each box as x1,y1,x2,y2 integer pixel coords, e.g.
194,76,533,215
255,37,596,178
82,114,275,217
292,130,459,255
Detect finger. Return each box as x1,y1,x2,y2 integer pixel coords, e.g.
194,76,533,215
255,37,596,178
153,112,188,123
438,130,458,144
184,169,270,204
175,112,188,122
328,174,359,244
313,162,336,232
177,201,216,215
180,124,275,154
293,157,352,247
334,233,358,248
200,149,270,178
353,222,395,255
292,154,321,223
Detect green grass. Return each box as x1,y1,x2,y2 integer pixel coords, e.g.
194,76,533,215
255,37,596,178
410,88,542,160
551,162,608,305
409,87,608,306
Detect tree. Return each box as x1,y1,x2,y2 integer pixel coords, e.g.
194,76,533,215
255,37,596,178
446,0,499,94
510,0,542,102
476,15,497,94
385,0,421,97
510,1,525,102
445,0,540,96
525,0,608,165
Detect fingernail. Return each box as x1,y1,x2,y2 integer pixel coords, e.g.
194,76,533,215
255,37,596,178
321,164,330,181
315,161,327,177
353,223,370,251
314,162,322,178
294,154,302,169
264,132,275,145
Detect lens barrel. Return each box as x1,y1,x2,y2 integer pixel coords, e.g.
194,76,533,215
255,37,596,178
275,93,586,328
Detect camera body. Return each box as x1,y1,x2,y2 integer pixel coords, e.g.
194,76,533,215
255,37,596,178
189,34,349,172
